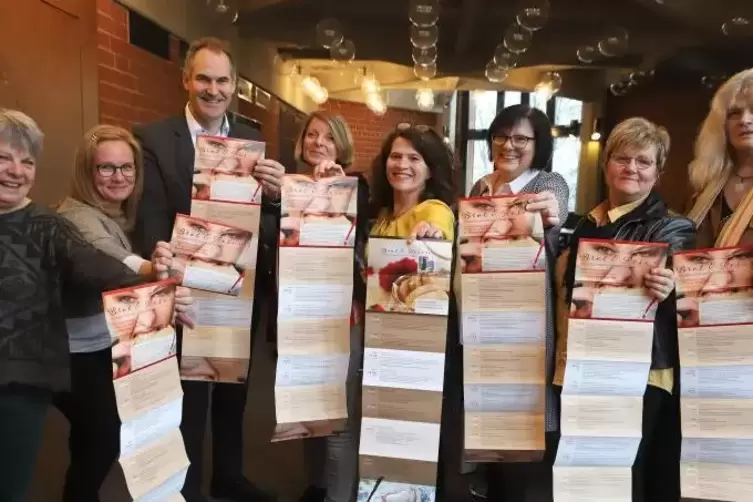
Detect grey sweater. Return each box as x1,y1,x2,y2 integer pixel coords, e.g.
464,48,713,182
57,197,147,353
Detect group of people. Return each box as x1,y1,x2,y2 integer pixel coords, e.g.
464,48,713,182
1,30,752,502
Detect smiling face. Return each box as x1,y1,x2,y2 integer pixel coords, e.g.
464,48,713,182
302,117,338,166
491,118,536,180
386,137,430,196
0,141,35,211
183,48,236,126
605,144,659,205
93,139,136,203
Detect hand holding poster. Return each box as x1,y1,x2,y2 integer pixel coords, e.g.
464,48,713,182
103,280,190,500
554,239,668,501
273,174,359,441
458,195,547,463
358,237,453,502
674,246,753,502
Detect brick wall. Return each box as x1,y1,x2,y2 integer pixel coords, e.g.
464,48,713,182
321,99,442,173
96,0,186,129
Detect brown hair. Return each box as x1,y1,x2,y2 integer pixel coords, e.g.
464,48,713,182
294,111,355,167
70,125,144,230
183,36,236,79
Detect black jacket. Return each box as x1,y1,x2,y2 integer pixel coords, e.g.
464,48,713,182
545,190,697,371
132,115,279,337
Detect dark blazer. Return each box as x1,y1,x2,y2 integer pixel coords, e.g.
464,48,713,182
132,114,280,332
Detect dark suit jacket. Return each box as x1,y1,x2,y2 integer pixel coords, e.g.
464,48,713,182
132,114,280,335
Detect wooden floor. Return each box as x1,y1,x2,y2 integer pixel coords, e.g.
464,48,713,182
28,331,551,502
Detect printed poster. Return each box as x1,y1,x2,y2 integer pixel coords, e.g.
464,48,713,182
458,195,547,462
358,237,453,501
675,246,753,502
554,239,668,501
103,279,190,500
273,174,358,441
179,135,265,383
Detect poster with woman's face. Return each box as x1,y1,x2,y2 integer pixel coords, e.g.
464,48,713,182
571,239,668,320
366,238,453,316
192,136,265,204
168,214,256,296
674,246,753,328
103,280,177,379
458,195,543,273
279,174,358,247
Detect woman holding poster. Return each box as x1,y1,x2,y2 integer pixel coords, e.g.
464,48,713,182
369,123,457,241
688,69,753,248
292,111,371,502
463,104,569,502
549,117,695,502
55,125,193,502
0,112,152,501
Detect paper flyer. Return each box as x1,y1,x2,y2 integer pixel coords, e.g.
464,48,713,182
272,174,358,441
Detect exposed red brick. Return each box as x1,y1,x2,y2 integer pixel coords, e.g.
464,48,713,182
97,0,185,127
97,12,127,40
321,99,440,173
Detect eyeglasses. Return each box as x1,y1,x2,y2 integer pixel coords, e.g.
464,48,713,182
96,163,136,178
492,135,535,148
610,154,655,170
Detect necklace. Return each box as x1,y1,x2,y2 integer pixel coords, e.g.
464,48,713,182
733,171,753,192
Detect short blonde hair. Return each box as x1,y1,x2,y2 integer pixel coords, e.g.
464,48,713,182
70,125,143,230
604,117,671,174
294,111,355,167
689,69,753,193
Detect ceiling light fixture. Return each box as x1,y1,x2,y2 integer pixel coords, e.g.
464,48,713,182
300,76,329,105
366,92,387,116
415,88,435,110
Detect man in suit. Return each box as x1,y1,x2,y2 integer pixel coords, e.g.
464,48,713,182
132,37,283,502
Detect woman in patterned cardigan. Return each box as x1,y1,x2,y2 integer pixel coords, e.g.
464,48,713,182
0,110,145,500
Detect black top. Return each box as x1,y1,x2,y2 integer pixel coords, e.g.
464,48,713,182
0,203,141,393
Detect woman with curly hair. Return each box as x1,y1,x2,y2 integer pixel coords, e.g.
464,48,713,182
687,68,753,247
369,123,457,241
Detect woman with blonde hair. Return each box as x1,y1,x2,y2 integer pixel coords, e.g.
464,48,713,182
54,124,192,501
687,68,753,247
293,111,370,502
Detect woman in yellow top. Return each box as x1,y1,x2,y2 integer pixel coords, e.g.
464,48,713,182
369,123,457,241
